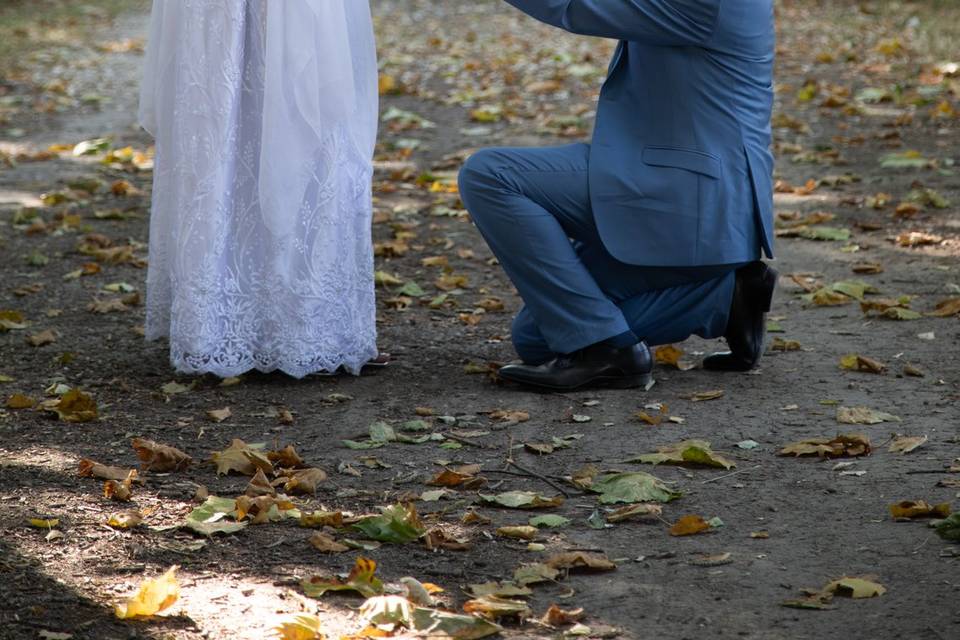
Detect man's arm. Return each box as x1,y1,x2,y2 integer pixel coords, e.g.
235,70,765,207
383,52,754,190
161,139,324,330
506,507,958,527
502,0,721,45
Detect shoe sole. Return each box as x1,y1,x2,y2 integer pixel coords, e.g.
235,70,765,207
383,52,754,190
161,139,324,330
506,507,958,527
500,371,655,392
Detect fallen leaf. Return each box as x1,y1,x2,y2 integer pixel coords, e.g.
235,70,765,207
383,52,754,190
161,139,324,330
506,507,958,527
114,566,180,619
282,468,328,495
104,470,138,502
779,433,871,458
107,510,143,529
487,409,530,424
825,577,886,599
687,390,724,402
206,407,232,423
41,389,98,422
588,472,682,504
546,551,616,572
6,393,36,409
78,459,134,482
410,607,501,639
513,563,561,585
541,605,585,627
273,614,327,640
936,513,960,541
309,532,349,554
654,345,695,370
131,438,192,472
529,514,571,528
183,496,246,536
628,439,736,470
267,445,304,468
474,485,567,509
302,557,384,598
839,354,887,374
463,596,532,620
211,439,272,476
837,406,901,425
930,298,960,318
299,510,345,529
27,329,57,347
669,515,712,536
605,503,662,523
888,435,928,454
496,525,538,540
889,500,951,519
244,469,277,498
352,503,425,543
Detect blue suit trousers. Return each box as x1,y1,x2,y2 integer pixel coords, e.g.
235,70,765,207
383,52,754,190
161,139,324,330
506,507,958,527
459,143,745,365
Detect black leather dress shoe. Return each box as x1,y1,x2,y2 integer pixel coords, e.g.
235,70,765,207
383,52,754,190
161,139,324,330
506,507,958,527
703,261,778,372
498,341,654,391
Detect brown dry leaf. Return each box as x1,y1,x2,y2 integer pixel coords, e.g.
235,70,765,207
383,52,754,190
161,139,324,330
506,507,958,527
889,500,951,520
131,438,193,472
488,409,530,424
104,470,138,502
771,338,801,351
282,468,327,495
245,468,277,498
79,458,134,482
606,503,662,523
476,298,505,312
851,262,884,274
206,407,232,423
267,445,304,468
669,515,711,537
888,435,928,454
778,433,871,458
545,552,616,572
27,329,57,347
6,393,36,409
236,495,296,524
427,468,477,487
541,605,585,627
423,526,473,551
896,231,942,247
839,354,887,374
211,439,272,476
930,298,960,318
309,532,349,554
435,274,469,291
299,510,345,529
114,566,180,619
42,390,98,423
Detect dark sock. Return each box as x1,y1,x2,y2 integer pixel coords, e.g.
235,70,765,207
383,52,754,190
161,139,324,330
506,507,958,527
600,329,639,350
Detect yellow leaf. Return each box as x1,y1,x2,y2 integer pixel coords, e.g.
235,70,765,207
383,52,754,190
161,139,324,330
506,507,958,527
211,439,272,476
6,393,36,409
114,566,180,619
496,525,538,540
29,518,59,529
274,614,327,640
669,515,711,536
131,438,193,472
889,500,951,520
43,389,98,422
824,576,886,599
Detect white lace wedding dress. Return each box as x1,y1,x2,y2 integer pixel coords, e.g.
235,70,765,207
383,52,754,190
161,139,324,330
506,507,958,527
139,0,379,378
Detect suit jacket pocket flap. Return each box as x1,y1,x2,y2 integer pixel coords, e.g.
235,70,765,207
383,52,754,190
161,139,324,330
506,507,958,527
642,146,721,179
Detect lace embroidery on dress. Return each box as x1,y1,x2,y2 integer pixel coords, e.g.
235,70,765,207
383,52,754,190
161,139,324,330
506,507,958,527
140,0,378,378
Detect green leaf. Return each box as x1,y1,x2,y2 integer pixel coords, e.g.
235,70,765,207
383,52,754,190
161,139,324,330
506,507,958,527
628,439,736,470
588,472,682,504
302,557,384,599
399,281,426,297
797,226,851,242
880,151,929,169
935,513,960,541
183,496,247,536
369,421,397,443
478,491,564,509
528,514,571,528
400,419,431,432
411,608,501,639
883,307,922,320
352,504,426,543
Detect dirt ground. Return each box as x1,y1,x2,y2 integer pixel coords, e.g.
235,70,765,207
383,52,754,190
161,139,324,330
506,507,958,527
1,1,959,639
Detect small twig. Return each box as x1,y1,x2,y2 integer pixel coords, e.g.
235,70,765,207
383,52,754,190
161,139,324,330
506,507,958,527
905,470,950,475
443,432,486,448
701,464,762,484
504,459,571,498
485,469,572,484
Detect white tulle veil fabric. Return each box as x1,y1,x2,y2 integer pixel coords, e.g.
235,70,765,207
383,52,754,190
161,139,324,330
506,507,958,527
138,0,379,378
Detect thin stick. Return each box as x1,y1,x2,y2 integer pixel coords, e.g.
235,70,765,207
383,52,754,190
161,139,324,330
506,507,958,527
485,469,569,483
701,464,762,484
504,459,571,498
905,470,950,475
443,432,486,448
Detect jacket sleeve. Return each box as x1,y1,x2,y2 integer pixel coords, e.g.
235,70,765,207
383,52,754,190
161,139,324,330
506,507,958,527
502,0,721,45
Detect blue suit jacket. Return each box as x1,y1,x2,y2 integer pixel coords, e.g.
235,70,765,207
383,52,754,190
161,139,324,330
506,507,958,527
504,0,775,266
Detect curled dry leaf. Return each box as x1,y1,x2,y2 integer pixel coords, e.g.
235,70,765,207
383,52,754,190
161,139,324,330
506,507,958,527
423,526,472,551
114,566,180,619
839,354,887,374
272,614,327,640
836,406,900,425
496,525,538,540
131,438,192,472
104,470,138,502
606,503,662,523
930,297,960,318
299,510,344,529
301,556,384,599
79,458,134,482
267,445,304,468
654,345,695,370
541,605,585,627
779,433,871,458
889,500,951,520
244,468,277,498
107,510,143,529
282,468,327,495
487,409,530,424
206,407,232,423
513,562,561,586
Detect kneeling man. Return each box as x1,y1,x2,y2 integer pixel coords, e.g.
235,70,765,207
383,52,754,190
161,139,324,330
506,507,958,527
459,0,779,391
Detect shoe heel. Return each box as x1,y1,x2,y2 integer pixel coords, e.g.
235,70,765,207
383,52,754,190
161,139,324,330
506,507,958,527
607,372,655,391
759,266,779,312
